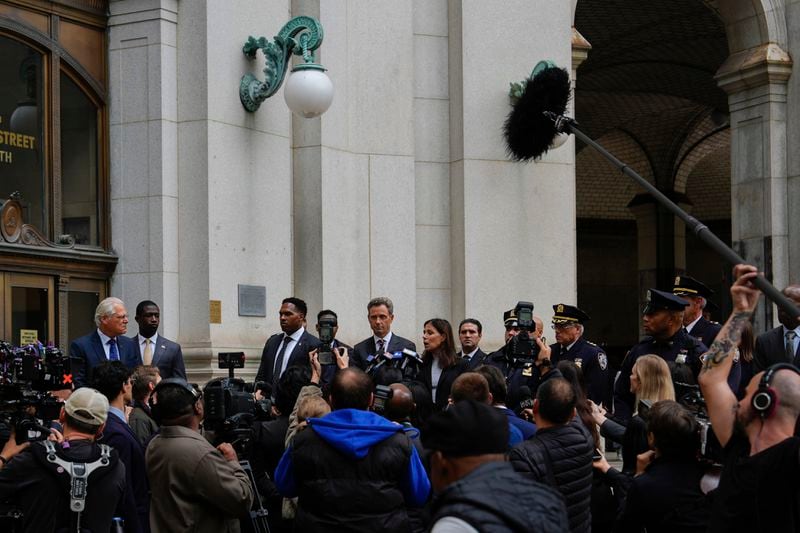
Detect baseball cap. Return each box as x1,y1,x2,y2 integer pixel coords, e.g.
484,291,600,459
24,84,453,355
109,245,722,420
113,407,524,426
65,387,109,426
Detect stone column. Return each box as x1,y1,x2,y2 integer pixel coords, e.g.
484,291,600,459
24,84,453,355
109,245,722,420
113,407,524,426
449,1,575,351
108,0,179,336
716,43,792,330
292,0,418,343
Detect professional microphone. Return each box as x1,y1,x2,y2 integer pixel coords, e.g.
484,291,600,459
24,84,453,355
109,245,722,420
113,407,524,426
517,386,535,411
501,62,800,319
503,65,571,161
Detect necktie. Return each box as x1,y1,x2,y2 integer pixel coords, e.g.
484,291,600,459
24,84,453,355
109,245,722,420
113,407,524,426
109,338,119,361
377,338,385,356
273,335,292,387
143,338,153,365
786,330,797,363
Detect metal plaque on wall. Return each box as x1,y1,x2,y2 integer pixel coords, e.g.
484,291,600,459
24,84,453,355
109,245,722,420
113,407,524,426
238,284,266,317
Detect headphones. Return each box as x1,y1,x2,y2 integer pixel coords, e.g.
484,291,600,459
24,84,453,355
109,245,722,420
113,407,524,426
751,363,800,418
150,378,202,424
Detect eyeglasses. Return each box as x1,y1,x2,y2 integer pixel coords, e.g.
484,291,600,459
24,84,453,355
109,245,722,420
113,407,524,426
551,323,576,331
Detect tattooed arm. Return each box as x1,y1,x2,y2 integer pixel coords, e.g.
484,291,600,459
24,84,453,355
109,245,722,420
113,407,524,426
698,264,761,447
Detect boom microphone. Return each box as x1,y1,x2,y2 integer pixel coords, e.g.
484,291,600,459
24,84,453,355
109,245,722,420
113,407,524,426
502,63,800,320
503,65,571,161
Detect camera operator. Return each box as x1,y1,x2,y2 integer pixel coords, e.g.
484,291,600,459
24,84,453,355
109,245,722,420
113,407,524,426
0,388,131,532
488,306,552,412
316,309,351,383
146,379,253,533
698,264,800,533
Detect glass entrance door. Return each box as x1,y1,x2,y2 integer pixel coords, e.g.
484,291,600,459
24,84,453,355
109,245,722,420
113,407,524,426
2,273,55,346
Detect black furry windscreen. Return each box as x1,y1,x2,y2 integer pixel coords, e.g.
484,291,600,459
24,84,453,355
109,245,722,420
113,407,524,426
504,66,571,161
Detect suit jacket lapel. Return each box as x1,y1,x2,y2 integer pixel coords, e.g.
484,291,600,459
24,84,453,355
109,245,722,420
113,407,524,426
91,332,107,363
152,341,167,367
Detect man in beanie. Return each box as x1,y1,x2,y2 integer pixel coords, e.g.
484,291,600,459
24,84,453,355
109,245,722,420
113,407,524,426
0,387,130,532
423,400,568,532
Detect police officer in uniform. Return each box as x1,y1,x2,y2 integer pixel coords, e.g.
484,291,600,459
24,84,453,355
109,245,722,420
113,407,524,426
549,304,609,405
488,309,549,412
612,289,707,422
672,275,722,346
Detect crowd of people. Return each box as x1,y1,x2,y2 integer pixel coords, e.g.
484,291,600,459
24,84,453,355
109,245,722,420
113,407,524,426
0,265,799,532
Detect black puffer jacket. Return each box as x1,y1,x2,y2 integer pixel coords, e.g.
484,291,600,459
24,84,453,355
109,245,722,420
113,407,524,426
429,462,569,533
288,420,420,532
509,418,594,533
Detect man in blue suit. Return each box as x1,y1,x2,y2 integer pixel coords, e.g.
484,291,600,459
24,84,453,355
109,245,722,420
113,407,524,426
70,297,139,388
132,300,187,379
91,361,150,533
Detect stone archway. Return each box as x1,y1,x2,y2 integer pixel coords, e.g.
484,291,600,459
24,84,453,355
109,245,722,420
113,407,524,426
572,0,732,355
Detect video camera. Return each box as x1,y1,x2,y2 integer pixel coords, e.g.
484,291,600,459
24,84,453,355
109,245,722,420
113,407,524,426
202,352,271,458
0,341,70,445
372,384,393,415
674,383,724,464
317,313,338,366
506,301,541,368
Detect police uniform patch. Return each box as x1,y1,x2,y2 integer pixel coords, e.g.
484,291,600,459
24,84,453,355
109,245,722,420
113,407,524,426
522,367,533,377
573,358,582,369
676,352,687,364
597,352,608,371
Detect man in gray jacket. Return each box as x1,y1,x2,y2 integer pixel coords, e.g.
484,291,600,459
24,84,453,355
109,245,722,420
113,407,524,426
146,379,253,532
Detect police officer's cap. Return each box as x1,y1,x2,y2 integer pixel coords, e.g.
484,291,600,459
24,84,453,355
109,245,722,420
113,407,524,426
643,289,689,314
503,309,518,328
672,275,714,299
552,303,590,325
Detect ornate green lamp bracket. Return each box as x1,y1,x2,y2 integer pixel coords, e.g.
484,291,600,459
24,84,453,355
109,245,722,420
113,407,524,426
240,15,325,112
508,60,558,105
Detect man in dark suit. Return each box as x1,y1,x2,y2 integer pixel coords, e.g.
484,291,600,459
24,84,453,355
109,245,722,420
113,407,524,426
457,318,487,370
754,284,800,371
352,297,417,370
673,275,722,346
91,361,150,533
255,297,321,393
132,300,187,379
549,303,609,405
70,297,139,388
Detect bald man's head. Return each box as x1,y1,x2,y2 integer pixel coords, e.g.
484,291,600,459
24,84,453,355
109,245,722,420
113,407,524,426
772,368,800,420
384,383,415,423
330,368,373,411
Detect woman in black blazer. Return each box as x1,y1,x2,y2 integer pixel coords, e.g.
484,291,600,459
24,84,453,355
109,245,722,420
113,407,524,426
420,318,466,411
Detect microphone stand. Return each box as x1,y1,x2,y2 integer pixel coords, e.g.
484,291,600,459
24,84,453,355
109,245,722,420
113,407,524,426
544,111,800,319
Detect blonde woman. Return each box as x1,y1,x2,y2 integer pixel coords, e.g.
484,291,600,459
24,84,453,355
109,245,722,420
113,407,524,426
591,354,675,475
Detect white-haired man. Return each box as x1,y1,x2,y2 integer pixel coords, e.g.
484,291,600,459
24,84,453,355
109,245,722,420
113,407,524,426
70,297,139,388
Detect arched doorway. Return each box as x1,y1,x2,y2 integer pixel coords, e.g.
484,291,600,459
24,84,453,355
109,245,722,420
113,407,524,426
573,1,731,362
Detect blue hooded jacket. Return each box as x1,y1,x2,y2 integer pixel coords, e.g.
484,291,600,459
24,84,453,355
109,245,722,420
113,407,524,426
275,409,430,506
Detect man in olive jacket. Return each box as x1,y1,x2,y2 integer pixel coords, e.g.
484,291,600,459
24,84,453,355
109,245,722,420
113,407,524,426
146,379,253,533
